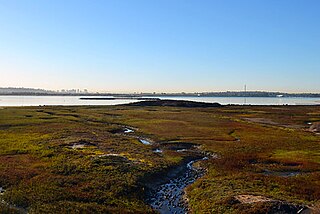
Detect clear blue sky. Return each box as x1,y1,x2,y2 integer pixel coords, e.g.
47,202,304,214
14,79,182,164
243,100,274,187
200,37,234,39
0,0,319,93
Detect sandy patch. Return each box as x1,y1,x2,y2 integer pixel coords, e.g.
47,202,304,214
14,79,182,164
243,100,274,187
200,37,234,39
309,122,320,133
234,195,274,204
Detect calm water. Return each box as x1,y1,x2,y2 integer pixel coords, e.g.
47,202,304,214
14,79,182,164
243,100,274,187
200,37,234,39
151,96,320,105
0,96,134,106
0,96,319,106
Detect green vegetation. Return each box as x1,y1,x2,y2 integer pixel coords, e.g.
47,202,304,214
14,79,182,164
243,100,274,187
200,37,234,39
0,105,319,213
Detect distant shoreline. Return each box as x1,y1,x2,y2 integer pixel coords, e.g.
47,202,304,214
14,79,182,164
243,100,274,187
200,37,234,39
1,93,320,98
1,87,320,97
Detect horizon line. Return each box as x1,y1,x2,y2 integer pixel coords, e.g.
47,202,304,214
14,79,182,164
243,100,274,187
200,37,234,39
1,87,320,94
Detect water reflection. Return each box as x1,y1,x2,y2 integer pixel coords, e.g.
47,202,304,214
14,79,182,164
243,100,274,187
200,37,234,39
0,95,319,106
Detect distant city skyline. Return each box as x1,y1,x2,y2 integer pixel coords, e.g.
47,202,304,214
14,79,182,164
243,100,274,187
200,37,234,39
1,0,320,93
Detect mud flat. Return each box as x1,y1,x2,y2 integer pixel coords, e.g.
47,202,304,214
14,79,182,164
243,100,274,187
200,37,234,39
229,195,311,213
309,122,320,133
69,140,96,149
124,99,222,108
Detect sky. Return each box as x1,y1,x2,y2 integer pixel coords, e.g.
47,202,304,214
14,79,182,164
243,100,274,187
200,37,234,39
0,0,319,93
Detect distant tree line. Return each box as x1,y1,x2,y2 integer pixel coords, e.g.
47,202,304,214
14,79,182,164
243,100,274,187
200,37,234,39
0,87,320,97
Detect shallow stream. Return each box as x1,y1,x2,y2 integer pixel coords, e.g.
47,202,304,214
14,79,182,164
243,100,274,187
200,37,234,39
147,157,208,214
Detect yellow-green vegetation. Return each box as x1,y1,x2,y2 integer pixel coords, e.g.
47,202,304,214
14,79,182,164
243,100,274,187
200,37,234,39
0,105,320,213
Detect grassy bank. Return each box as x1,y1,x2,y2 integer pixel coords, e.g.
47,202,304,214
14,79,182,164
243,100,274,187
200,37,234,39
0,105,319,213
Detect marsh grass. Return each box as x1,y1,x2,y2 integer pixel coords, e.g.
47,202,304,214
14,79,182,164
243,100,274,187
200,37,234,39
0,105,319,213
